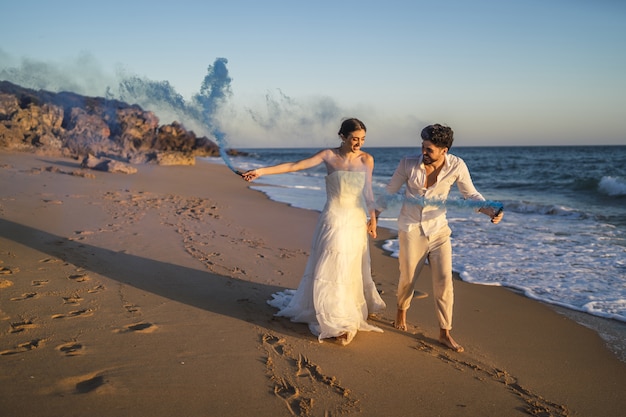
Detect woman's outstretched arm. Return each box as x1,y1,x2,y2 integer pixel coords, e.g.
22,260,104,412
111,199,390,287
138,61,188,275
242,149,328,182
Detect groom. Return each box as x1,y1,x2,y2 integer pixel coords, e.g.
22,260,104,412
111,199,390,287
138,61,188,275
374,124,503,352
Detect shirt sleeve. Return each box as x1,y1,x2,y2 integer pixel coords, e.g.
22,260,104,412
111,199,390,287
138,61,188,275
376,158,408,211
456,159,485,201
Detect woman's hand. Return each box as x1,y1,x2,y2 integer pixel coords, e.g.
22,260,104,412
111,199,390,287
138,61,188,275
242,170,259,182
367,218,377,239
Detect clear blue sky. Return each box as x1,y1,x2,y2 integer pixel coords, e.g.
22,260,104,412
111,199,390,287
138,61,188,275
1,0,625,147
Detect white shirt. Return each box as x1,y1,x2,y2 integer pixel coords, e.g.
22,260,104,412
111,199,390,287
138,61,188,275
381,153,485,236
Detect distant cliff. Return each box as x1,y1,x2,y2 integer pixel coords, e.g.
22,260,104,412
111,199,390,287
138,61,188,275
0,81,221,165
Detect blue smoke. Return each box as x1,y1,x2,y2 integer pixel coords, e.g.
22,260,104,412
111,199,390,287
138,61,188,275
191,58,241,175
379,193,504,212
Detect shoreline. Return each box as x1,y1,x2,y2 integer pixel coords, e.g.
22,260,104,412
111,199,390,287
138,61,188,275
1,151,625,417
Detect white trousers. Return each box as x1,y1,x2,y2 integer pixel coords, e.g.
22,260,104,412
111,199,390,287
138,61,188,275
397,225,454,330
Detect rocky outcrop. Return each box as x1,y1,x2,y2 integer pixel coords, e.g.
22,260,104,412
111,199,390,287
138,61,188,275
81,154,138,174
0,81,221,165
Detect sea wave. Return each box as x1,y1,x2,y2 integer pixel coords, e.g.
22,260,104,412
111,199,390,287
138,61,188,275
291,185,323,191
598,176,626,197
503,201,588,219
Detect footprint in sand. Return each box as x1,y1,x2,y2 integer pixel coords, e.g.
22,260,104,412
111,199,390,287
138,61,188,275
87,284,105,293
410,340,569,416
116,322,156,333
54,372,109,395
0,338,45,356
261,333,359,416
75,375,106,393
263,333,288,355
62,294,83,304
39,257,61,264
43,199,63,205
123,304,140,314
52,309,94,319
9,320,38,333
32,280,49,286
70,230,94,241
0,266,19,275
57,341,85,357
10,292,37,301
0,279,14,289
68,273,90,282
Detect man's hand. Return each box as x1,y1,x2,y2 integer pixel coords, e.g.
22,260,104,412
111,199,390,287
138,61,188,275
479,206,504,224
491,208,503,224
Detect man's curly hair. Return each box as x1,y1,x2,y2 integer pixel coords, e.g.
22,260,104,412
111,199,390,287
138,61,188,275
421,124,454,149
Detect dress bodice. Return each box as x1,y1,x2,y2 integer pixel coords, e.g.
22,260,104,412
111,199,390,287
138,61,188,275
325,171,366,209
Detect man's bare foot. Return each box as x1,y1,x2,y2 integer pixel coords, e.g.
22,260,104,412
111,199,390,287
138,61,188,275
439,329,464,352
393,309,407,331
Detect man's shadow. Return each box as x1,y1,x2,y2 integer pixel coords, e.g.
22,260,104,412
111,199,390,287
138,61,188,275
0,217,299,336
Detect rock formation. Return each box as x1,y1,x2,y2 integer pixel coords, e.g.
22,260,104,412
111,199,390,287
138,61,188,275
0,81,222,167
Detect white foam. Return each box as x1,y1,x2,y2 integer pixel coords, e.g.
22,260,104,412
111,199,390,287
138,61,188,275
598,176,626,196
382,207,626,323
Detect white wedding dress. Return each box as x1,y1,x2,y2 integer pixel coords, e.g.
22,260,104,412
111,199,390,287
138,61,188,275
268,171,386,344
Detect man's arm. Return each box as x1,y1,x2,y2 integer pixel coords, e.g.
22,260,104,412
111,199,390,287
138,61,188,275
455,161,484,201
457,160,503,223
375,158,408,215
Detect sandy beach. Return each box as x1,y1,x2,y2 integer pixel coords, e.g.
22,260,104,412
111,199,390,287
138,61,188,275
1,151,625,417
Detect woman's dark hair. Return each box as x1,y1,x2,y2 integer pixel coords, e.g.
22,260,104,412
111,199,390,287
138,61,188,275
421,124,454,149
338,118,367,137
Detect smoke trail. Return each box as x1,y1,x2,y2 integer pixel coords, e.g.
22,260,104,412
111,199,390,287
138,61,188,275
211,130,242,175
378,193,503,212
115,76,189,116
240,88,342,146
193,58,231,119
190,58,241,175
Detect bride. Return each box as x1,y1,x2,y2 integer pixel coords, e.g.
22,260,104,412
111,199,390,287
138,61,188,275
242,118,386,345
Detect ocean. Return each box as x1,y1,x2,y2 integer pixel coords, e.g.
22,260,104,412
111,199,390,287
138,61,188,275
211,146,626,327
